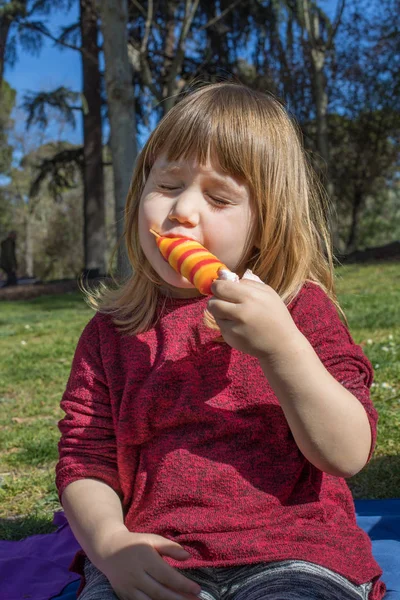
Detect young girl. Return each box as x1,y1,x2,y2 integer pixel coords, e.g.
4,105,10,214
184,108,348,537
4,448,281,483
56,83,386,600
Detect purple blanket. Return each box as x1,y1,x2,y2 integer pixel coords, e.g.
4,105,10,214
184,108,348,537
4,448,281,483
0,512,80,600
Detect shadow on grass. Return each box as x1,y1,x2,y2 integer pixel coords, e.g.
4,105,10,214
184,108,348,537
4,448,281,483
0,513,57,541
0,291,89,313
349,454,400,500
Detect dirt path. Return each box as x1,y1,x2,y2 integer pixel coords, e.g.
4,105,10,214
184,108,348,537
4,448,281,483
0,280,79,301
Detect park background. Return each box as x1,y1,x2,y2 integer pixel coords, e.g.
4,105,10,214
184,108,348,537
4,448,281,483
0,0,399,539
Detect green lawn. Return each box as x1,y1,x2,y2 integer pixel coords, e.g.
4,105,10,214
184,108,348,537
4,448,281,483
0,263,399,540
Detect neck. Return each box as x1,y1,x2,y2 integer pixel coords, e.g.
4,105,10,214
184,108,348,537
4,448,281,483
159,285,203,299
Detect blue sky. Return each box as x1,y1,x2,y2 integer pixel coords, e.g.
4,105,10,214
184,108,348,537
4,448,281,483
5,2,83,146
4,0,341,150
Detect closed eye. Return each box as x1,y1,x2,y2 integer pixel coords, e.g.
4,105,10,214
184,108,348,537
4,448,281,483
208,195,231,207
158,184,180,191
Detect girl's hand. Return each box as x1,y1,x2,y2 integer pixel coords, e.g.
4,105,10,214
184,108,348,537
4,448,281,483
207,278,301,361
97,529,201,600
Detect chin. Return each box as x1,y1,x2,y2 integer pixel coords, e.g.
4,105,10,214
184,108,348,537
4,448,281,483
165,274,196,291
157,262,195,291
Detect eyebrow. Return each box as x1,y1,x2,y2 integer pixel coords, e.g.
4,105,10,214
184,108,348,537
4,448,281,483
156,164,183,176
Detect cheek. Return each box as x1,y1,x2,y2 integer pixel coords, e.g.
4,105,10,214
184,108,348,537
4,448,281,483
137,205,147,247
214,211,253,249
139,193,164,228
216,216,255,269
137,200,156,261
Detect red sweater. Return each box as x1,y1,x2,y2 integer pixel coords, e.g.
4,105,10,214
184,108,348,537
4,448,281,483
56,282,385,599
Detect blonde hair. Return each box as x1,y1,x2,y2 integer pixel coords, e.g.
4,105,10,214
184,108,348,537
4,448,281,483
86,82,338,334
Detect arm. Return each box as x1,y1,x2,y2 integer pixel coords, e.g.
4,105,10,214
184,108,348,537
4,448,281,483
57,317,201,600
56,315,123,500
208,279,375,478
258,333,371,478
62,479,201,600
61,478,127,567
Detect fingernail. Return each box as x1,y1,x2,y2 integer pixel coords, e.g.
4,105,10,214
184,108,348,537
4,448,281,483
242,269,263,282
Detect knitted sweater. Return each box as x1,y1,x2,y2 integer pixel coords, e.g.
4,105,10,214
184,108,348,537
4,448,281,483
56,282,385,599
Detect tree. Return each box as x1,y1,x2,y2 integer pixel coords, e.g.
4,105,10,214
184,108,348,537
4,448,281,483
329,112,399,252
0,0,73,88
22,0,108,276
80,0,106,275
96,0,137,278
0,0,28,86
126,0,248,124
0,79,16,177
2,104,84,280
127,0,201,118
329,0,400,251
291,1,345,170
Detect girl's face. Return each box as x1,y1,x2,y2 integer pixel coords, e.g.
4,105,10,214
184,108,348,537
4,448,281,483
138,155,256,297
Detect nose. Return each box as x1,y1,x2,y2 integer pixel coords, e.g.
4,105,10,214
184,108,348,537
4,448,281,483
168,188,200,227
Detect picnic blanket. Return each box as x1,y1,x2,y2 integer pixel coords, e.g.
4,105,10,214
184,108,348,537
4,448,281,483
1,499,399,600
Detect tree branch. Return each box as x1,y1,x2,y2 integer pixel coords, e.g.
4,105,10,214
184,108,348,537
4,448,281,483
199,0,244,31
127,39,162,101
130,0,147,18
23,20,99,64
29,146,84,199
327,0,346,48
140,0,153,54
165,0,200,100
300,0,317,48
181,0,201,41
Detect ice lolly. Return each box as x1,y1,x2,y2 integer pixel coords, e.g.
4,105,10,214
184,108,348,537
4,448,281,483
150,229,238,295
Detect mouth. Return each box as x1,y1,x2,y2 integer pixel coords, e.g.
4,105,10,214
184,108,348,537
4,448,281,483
151,230,200,244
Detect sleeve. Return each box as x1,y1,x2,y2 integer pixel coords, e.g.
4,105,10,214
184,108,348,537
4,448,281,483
55,315,122,501
290,282,378,461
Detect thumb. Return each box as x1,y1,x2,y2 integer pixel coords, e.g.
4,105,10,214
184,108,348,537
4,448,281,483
151,536,191,561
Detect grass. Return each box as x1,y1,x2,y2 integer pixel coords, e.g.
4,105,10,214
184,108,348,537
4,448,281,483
0,262,399,540
334,263,400,499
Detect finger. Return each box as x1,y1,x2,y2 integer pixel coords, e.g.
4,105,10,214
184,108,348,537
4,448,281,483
211,279,242,302
154,538,191,561
142,571,192,600
115,590,151,600
147,560,202,597
211,278,262,302
207,298,239,321
124,589,152,600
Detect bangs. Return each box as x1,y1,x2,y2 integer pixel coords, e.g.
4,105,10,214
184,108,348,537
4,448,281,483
143,84,272,184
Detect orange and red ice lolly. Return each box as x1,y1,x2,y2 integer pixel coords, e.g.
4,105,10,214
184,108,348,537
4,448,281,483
150,230,234,295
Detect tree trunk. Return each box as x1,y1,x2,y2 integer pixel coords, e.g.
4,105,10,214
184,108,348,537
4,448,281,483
298,0,340,251
161,1,177,113
310,45,340,251
0,18,11,87
80,0,106,276
311,48,330,168
25,210,34,278
96,0,137,279
346,189,364,253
